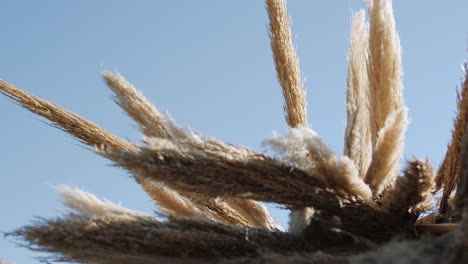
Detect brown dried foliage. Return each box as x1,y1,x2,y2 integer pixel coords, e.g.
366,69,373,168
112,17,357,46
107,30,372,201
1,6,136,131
11,215,311,262
382,158,436,215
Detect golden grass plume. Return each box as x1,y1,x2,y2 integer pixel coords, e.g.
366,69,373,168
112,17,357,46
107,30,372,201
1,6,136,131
267,0,307,128
344,10,372,179
364,0,408,196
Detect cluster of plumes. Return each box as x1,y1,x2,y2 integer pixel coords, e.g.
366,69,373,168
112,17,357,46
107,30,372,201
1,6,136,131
1,0,468,263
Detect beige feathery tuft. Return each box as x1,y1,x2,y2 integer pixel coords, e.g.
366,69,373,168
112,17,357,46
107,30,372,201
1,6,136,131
267,0,307,128
53,185,152,218
364,0,407,196
102,72,187,140
437,66,468,215
267,128,372,201
344,10,372,179
365,108,408,195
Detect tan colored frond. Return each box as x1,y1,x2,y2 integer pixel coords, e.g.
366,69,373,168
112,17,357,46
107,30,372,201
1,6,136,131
267,0,307,128
54,185,151,218
0,80,133,151
438,66,468,215
381,158,436,215
102,72,187,140
365,0,407,196
344,10,372,179
365,108,408,195
367,0,405,145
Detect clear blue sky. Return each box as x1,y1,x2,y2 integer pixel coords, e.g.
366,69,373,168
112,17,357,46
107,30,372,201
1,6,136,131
0,1,467,263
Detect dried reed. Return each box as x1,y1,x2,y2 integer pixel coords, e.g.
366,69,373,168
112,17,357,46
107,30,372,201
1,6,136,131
0,80,133,151
344,10,372,179
267,0,307,128
365,0,407,196
438,66,468,215
103,72,186,140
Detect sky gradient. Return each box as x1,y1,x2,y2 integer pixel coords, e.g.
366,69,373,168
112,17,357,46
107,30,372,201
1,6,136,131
1,1,467,263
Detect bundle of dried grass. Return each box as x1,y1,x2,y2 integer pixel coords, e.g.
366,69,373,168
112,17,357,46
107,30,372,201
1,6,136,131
3,0,468,263
0,76,279,230
53,185,152,218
